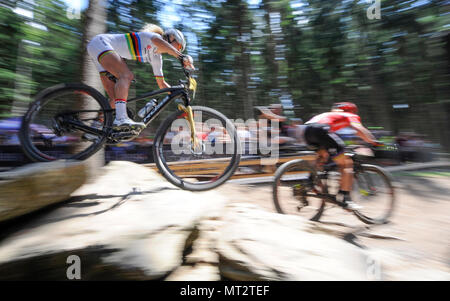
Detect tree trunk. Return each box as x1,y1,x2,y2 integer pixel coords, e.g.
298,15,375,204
236,1,253,120
262,0,279,94
80,0,107,178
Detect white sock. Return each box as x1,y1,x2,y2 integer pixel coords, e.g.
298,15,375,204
115,99,128,120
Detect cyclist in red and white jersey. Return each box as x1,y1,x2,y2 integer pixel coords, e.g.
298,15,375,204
295,102,379,210
307,110,362,133
86,24,194,132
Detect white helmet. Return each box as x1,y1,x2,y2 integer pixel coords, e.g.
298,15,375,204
165,28,186,52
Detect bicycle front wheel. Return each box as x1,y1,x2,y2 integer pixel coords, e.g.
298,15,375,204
153,106,241,191
352,164,395,224
273,159,326,221
19,83,113,162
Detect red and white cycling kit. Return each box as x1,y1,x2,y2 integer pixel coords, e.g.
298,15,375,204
306,111,361,132
87,32,164,79
288,111,362,156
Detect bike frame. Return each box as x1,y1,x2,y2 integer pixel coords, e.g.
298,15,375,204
127,85,191,125
60,84,192,138
296,152,367,207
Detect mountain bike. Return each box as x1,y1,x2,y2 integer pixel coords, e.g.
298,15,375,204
272,145,395,224
19,62,241,191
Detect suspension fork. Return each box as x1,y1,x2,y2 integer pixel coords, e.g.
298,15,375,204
177,104,200,149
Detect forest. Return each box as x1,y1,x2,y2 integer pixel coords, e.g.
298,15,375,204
0,0,449,149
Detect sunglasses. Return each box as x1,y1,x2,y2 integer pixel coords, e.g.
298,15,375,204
168,37,182,51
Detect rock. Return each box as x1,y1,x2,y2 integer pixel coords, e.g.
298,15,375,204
0,160,88,222
365,249,450,281
165,263,221,281
216,203,372,281
165,217,223,281
389,267,450,281
0,161,228,280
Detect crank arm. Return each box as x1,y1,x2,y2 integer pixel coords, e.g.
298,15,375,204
303,193,349,210
304,193,341,205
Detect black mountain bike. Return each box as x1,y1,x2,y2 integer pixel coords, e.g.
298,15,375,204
19,63,241,191
273,146,395,224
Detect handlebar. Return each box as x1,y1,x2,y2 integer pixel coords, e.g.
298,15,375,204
347,142,377,150
373,140,385,147
178,54,195,78
346,141,396,154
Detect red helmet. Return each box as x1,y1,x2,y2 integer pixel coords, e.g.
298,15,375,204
332,102,358,114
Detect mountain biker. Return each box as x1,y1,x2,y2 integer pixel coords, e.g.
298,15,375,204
256,104,294,145
295,102,379,210
86,24,194,132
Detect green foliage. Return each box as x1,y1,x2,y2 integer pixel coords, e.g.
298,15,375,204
0,0,82,117
0,5,25,116
0,0,448,146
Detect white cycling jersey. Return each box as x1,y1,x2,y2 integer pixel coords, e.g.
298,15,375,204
87,32,164,79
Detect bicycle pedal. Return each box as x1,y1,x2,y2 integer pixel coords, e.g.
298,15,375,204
109,129,140,144
111,131,139,138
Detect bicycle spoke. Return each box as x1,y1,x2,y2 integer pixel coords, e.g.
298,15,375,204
20,84,111,161
154,106,240,191
273,160,325,221
352,165,395,224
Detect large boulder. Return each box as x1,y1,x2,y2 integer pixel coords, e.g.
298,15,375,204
0,160,88,222
0,161,228,280
166,218,223,281
216,203,372,281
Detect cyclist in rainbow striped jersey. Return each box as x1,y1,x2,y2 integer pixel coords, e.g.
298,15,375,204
87,24,194,131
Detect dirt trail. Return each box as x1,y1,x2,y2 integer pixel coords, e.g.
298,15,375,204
216,170,450,280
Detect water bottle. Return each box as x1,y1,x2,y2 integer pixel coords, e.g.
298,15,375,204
138,99,157,118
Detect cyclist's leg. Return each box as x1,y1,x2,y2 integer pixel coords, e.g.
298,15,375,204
319,130,352,192
87,37,115,102
325,133,361,209
305,124,352,192
97,51,144,130
86,37,116,122
317,148,329,165
306,125,359,209
99,72,116,108
304,124,328,168
333,152,353,191
87,35,134,121
98,52,134,104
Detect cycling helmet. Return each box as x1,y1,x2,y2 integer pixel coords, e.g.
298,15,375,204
332,102,358,114
164,28,186,52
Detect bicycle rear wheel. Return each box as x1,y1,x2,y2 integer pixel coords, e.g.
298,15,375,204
352,164,395,224
153,105,241,191
273,159,326,221
19,83,113,162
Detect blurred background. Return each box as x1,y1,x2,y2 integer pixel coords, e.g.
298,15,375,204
0,0,449,282
0,0,449,165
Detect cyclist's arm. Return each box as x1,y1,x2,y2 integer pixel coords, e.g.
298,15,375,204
156,78,170,89
151,55,171,89
350,122,377,145
151,36,194,69
151,36,181,58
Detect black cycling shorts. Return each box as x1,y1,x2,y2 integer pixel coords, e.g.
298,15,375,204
304,123,345,156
